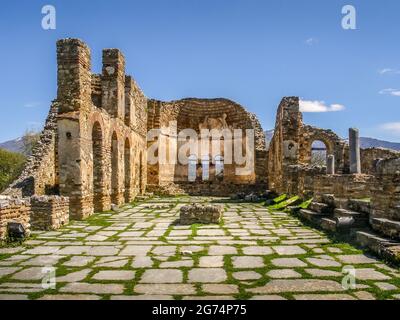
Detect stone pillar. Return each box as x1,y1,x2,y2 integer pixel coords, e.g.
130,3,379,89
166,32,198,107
102,49,125,119
56,39,93,220
57,39,92,113
327,154,335,175
349,128,361,174
124,76,134,127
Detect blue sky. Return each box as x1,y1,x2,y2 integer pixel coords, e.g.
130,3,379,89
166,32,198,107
0,0,399,142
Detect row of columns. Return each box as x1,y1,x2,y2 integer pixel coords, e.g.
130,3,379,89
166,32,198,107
326,128,361,175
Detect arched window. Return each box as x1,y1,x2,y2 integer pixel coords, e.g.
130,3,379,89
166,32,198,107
311,140,327,166
202,155,210,181
188,155,197,182
215,155,224,178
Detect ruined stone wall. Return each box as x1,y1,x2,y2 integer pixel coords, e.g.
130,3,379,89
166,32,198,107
361,148,400,175
30,195,69,231
371,158,400,221
3,103,59,197
268,97,378,200
56,39,147,220
282,165,373,199
0,196,31,240
299,125,347,173
267,97,302,193
147,98,267,196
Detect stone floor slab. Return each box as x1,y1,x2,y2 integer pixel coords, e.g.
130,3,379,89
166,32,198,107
92,270,135,281
188,268,227,283
140,269,182,283
134,284,196,295
273,246,306,256
248,279,344,294
208,245,237,255
60,283,124,294
232,256,264,268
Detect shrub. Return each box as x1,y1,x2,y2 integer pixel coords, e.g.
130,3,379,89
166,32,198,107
0,149,26,192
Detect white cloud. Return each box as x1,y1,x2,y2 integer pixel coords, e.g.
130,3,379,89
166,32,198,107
299,100,345,113
379,68,400,75
24,102,42,108
305,37,318,46
379,88,400,97
380,122,400,133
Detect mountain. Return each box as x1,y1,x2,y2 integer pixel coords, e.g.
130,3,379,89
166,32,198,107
357,137,400,151
264,130,400,151
0,137,24,154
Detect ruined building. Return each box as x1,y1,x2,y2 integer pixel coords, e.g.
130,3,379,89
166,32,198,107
1,39,399,261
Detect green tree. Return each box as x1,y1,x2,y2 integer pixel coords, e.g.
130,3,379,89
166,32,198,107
0,149,26,192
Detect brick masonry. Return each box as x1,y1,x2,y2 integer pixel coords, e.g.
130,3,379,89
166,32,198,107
30,196,69,231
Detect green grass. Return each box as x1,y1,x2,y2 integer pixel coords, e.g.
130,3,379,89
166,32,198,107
273,194,287,203
269,196,301,210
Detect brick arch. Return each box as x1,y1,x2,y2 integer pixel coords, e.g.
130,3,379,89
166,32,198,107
90,111,106,131
300,126,346,171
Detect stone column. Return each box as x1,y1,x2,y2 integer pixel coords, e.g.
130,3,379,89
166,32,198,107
327,154,335,175
102,49,125,119
349,128,361,174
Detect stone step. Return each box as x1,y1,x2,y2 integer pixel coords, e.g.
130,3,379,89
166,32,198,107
348,199,372,214
309,202,332,214
371,218,400,240
321,194,335,207
299,209,329,223
334,208,367,219
319,218,337,233
333,198,349,209
356,230,400,263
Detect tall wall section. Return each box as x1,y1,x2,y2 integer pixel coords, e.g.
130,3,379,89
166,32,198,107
56,39,147,220
147,98,268,196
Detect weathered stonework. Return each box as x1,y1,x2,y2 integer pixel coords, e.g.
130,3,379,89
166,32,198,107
1,38,399,253
361,148,400,175
0,196,31,240
3,103,59,197
147,98,268,196
56,39,147,220
30,196,69,231
180,203,223,225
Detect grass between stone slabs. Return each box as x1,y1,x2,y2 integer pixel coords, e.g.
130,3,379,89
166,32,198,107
1,196,400,300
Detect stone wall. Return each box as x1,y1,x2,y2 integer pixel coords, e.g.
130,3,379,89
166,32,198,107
299,125,347,173
282,165,373,199
3,102,59,197
56,39,148,220
268,97,303,193
370,158,400,223
147,98,267,196
361,148,400,175
30,195,69,231
0,196,31,240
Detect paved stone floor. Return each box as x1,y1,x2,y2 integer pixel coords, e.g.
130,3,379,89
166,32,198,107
0,196,399,300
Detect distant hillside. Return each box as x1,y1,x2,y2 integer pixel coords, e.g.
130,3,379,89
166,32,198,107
264,130,400,151
0,137,24,154
357,137,400,151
